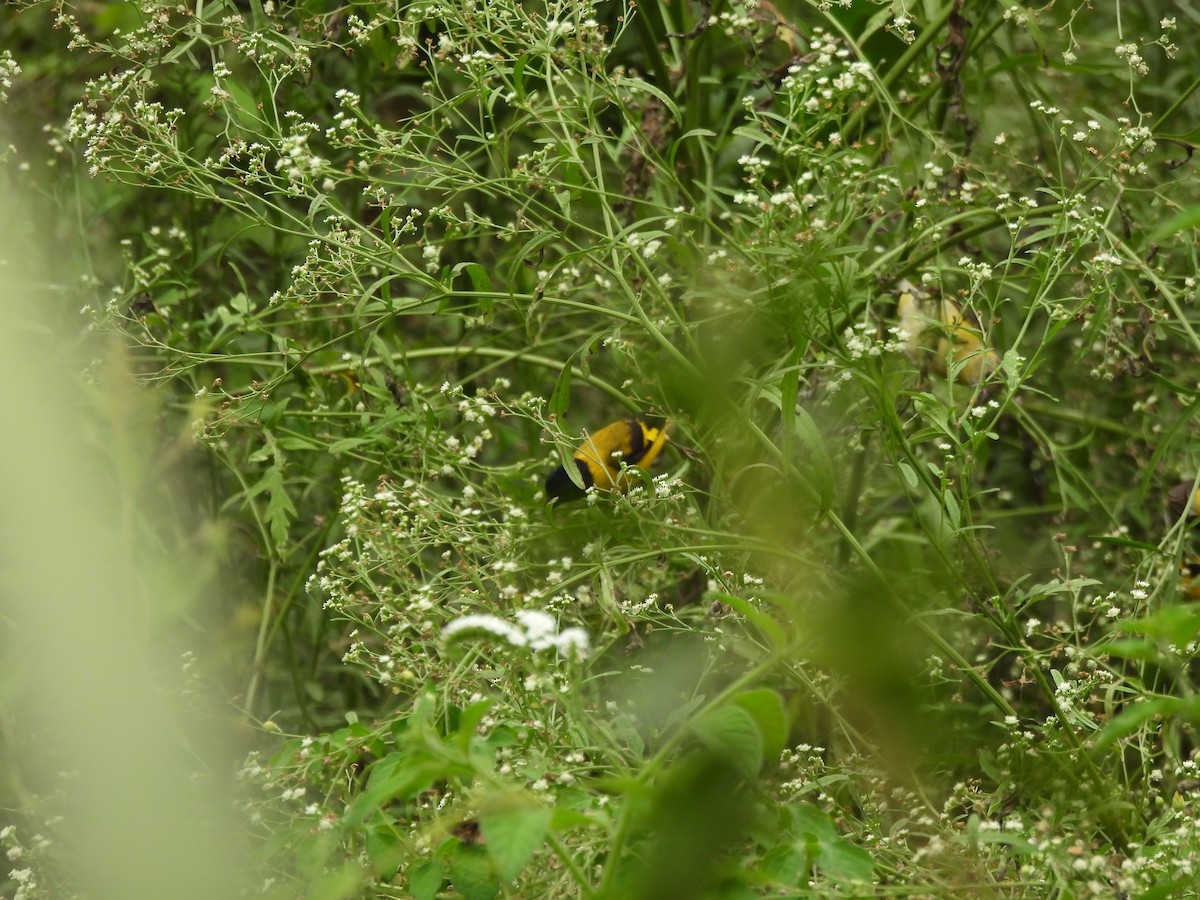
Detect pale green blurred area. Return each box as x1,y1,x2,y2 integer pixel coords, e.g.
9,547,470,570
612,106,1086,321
0,150,250,896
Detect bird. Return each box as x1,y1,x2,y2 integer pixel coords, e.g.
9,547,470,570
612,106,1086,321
1178,557,1200,599
896,281,1000,386
545,416,670,502
1166,483,1200,598
1167,481,1200,522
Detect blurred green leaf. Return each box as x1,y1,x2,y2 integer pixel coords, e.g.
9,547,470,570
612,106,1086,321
789,804,874,884
1091,696,1200,755
478,795,552,883
1120,605,1200,647
406,859,444,900
445,845,499,900
343,755,449,826
731,689,788,768
691,705,764,780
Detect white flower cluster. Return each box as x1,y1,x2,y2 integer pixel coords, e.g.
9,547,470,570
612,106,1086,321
443,609,590,658
0,50,20,103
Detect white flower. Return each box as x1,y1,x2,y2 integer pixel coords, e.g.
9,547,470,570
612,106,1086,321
555,627,590,658
442,610,590,659
443,614,527,647
515,609,558,649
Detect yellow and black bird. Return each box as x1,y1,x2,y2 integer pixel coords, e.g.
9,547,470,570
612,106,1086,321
896,280,1000,386
545,416,670,502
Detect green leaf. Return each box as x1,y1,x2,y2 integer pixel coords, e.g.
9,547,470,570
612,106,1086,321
452,262,494,321
328,436,372,454
549,359,573,420
478,795,552,882
790,803,836,839
817,834,875,884
731,689,788,767
342,755,447,826
244,433,297,550
941,489,961,531
779,354,800,454
221,74,267,132
620,76,681,121
1097,637,1158,662
406,859,445,900
1091,696,1184,754
1023,577,1104,599
690,705,764,780
790,804,874,884
760,841,811,887
512,53,529,102
1121,605,1200,647
276,435,323,451
958,827,1037,854
792,405,835,513
661,693,707,733
262,464,297,549
1149,205,1200,242
308,862,365,900
446,845,500,900
553,189,572,218
1138,877,1195,900
454,698,493,753
550,806,598,832
714,592,787,652
364,826,403,878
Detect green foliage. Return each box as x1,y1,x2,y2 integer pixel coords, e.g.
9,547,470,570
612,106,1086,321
6,0,1200,896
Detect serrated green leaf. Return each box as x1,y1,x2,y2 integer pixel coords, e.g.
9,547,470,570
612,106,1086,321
691,705,763,780
245,460,296,550
445,845,499,900
478,796,552,882
406,859,444,900
364,826,403,878
817,835,874,883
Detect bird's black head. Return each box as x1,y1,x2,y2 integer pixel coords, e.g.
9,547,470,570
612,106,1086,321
545,458,593,502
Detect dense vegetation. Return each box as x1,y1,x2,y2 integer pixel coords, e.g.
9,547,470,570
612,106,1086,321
4,0,1200,896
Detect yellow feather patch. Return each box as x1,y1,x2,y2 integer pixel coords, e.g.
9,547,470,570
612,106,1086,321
1181,557,1200,599
546,417,670,502
897,284,1000,386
